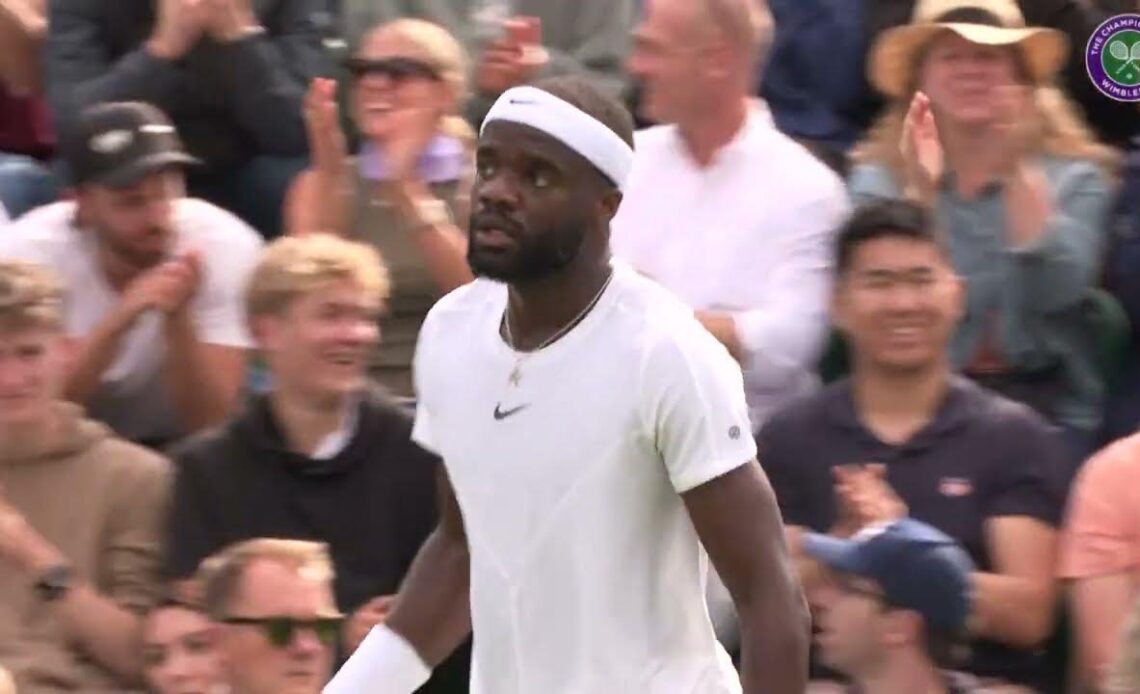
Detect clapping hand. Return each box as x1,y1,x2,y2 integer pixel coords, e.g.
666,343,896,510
119,251,203,319
303,78,348,176
147,0,210,60
476,16,548,96
201,0,259,42
900,91,944,202
833,464,908,531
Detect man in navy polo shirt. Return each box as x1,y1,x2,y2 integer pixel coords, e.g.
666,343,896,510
759,200,1066,690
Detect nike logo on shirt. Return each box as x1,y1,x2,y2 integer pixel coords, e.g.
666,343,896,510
493,403,529,420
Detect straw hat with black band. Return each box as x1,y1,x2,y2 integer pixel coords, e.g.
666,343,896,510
869,0,1070,99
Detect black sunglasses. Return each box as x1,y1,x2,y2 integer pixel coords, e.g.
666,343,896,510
220,616,343,648
344,56,441,82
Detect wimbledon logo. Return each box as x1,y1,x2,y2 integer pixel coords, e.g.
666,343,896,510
1086,14,1140,102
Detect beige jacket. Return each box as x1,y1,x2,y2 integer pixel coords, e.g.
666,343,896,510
0,403,171,693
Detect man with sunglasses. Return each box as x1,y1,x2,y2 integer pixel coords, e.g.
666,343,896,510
200,538,344,694
804,518,980,694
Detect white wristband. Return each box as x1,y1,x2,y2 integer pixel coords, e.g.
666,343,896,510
322,624,431,693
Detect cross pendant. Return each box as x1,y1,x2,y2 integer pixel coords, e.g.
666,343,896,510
508,365,522,387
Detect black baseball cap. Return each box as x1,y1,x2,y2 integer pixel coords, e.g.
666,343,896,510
63,101,200,188
803,518,976,632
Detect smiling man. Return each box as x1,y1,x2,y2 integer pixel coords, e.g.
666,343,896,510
164,234,470,691
758,199,1066,690
326,75,809,694
0,101,263,447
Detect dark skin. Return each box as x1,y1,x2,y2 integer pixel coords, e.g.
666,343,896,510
381,121,810,693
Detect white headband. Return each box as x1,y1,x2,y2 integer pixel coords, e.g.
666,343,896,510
481,86,634,190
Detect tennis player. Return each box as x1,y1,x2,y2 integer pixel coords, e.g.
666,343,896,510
325,75,809,694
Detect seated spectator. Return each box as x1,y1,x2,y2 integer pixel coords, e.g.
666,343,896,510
339,0,633,125
286,18,473,398
759,201,1066,690
616,0,849,430
864,0,1140,149
197,539,341,694
0,90,57,219
848,0,1118,460
0,102,263,446
46,0,332,238
0,259,171,691
0,0,58,218
1058,431,1140,692
760,0,875,173
165,234,469,691
142,598,225,694
805,518,980,694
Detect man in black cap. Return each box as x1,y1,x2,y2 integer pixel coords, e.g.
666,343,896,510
804,518,980,694
0,101,264,447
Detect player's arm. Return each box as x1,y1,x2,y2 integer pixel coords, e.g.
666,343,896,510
683,461,811,694
323,465,471,693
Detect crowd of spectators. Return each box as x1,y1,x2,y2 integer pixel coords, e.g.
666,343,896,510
0,0,1139,692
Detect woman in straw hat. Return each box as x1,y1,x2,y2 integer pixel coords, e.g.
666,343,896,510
285,19,475,402
849,0,1118,463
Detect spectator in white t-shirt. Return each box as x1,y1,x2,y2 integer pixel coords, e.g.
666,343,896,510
615,0,850,430
0,102,263,446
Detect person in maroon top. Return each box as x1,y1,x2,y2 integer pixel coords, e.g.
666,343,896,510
0,0,58,218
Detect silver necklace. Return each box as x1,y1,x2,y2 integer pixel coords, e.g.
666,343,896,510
502,270,614,387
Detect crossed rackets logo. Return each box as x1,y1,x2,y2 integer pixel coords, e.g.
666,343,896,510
1086,14,1140,102
1105,30,1140,86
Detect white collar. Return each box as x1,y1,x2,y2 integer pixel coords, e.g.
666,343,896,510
311,395,361,460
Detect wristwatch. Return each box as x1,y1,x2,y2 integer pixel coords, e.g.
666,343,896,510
409,197,454,231
34,564,76,603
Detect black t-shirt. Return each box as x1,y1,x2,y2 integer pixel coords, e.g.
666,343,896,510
758,377,1068,688
165,388,469,692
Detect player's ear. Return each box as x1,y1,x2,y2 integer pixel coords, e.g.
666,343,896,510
599,188,623,222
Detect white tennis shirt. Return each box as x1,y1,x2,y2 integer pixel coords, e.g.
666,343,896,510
413,262,757,693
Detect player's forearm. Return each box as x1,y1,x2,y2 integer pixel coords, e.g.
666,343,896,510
737,578,812,693
385,527,472,667
63,305,138,405
163,310,234,432
970,571,1056,648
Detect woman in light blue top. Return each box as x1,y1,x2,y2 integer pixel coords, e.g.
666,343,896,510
847,0,1118,445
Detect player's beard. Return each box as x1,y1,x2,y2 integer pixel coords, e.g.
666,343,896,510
467,213,587,284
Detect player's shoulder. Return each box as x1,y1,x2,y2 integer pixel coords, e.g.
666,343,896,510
421,278,505,338
611,265,740,373
174,198,264,255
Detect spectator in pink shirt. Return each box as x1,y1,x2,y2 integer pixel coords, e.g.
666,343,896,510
1059,431,1140,692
